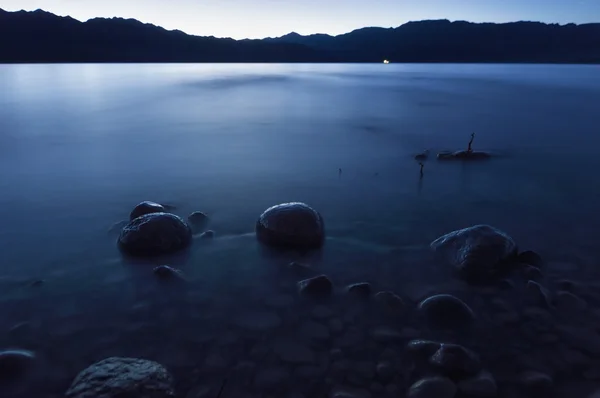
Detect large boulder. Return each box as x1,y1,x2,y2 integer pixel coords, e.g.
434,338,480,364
256,202,325,249
65,357,175,398
130,201,165,221
118,213,192,257
431,225,518,282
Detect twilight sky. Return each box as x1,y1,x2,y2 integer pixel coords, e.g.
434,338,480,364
1,0,598,39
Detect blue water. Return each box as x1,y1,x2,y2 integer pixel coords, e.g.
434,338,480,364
1,63,600,397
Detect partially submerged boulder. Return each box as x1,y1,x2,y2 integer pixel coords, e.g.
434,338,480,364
130,201,165,221
65,357,175,398
118,213,192,257
437,150,491,160
256,202,325,249
431,225,518,282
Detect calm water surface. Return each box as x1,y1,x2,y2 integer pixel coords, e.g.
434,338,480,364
1,63,600,397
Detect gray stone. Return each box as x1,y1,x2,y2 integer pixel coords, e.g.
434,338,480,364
370,327,404,343
556,279,579,292
329,318,345,335
199,230,214,239
336,328,365,348
430,224,517,282
65,357,174,398
430,344,482,380
233,311,281,332
522,265,542,280
0,349,35,382
519,371,553,393
369,382,384,394
153,265,185,280
294,365,326,380
558,327,600,356
130,201,165,220
457,370,497,397
374,291,405,313
187,211,209,229
525,281,551,308
312,305,334,320
407,340,442,359
254,367,290,390
256,202,325,249
583,366,600,381
498,279,515,290
418,294,475,329
264,294,295,309
204,352,227,370
298,275,333,297
555,291,587,313
517,250,543,268
329,385,372,398
272,339,316,364
330,348,344,361
347,283,372,298
300,321,330,341
349,361,375,381
407,377,457,398
376,361,395,382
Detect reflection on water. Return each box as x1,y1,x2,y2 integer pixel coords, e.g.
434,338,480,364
1,64,600,397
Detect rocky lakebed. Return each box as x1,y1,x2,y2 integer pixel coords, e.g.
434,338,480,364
2,201,600,398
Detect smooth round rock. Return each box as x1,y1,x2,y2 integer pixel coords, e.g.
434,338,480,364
199,230,215,239
374,291,405,312
298,275,333,297
418,294,475,329
458,370,498,397
0,349,36,382
118,212,192,257
153,265,185,280
407,377,457,398
187,211,209,228
130,201,165,220
65,357,175,398
347,282,372,298
519,371,553,393
256,202,325,249
430,344,482,380
517,250,543,268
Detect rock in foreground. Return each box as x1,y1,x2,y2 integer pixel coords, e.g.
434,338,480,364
65,357,175,398
118,213,192,257
130,201,165,221
407,377,457,398
431,224,518,282
430,343,482,380
418,294,475,329
0,349,35,382
256,202,325,249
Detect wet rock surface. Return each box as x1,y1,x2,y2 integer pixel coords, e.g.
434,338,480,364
187,211,209,229
130,201,165,221
256,202,325,249
65,357,175,398
118,212,192,257
407,376,457,398
429,343,482,380
298,275,333,297
346,282,371,298
418,294,475,329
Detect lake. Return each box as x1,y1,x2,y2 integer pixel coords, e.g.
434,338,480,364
1,63,600,397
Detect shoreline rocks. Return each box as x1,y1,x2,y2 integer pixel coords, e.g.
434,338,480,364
256,202,325,249
130,201,165,221
418,294,475,329
118,212,192,257
65,357,175,398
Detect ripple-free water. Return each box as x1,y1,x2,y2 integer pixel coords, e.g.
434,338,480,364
1,64,600,397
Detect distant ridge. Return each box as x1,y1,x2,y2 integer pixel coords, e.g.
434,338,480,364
1,9,599,63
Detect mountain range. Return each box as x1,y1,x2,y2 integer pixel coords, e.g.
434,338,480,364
1,8,599,63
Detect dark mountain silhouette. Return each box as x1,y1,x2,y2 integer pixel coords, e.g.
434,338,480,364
1,8,599,63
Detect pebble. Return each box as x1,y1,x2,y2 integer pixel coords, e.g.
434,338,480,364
556,279,578,292
349,361,375,381
336,328,365,348
406,340,442,358
329,318,345,335
407,377,457,398
0,349,36,382
330,348,344,361
522,265,543,280
272,338,316,364
254,367,290,390
376,361,395,382
233,311,281,331
517,250,544,268
370,327,403,343
288,261,315,275
203,352,227,370
346,283,372,298
555,291,587,313
373,291,405,313
312,305,334,320
429,343,482,380
329,385,372,398
584,366,600,381
300,321,330,341
264,294,295,309
457,370,498,397
558,326,600,356
418,294,475,329
294,365,327,380
519,370,553,393
199,230,215,239
369,382,384,394
153,265,185,280
298,275,333,297
498,279,515,290
525,281,552,308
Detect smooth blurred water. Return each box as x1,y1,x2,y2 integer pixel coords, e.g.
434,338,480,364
1,63,600,396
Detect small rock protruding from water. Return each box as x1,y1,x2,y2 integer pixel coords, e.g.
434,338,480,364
256,202,325,249
517,250,543,268
429,343,482,380
525,280,552,308
346,282,372,299
153,265,185,281
65,357,175,398
418,294,475,329
130,201,165,221
407,376,457,398
199,230,215,239
457,370,498,397
518,371,553,395
0,349,36,383
298,275,333,297
329,385,372,398
374,291,405,313
187,211,209,229
118,212,192,257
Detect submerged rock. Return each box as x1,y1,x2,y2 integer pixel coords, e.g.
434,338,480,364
458,370,498,397
187,211,209,229
518,371,553,394
199,230,215,239
65,357,174,398
407,377,457,398
525,281,552,308
298,275,333,297
0,349,36,382
256,202,325,249
517,250,543,268
153,265,185,281
431,224,518,282
418,294,475,329
437,150,491,160
346,282,372,298
374,291,405,313
130,201,165,221
118,212,192,257
406,340,442,359
430,343,482,380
